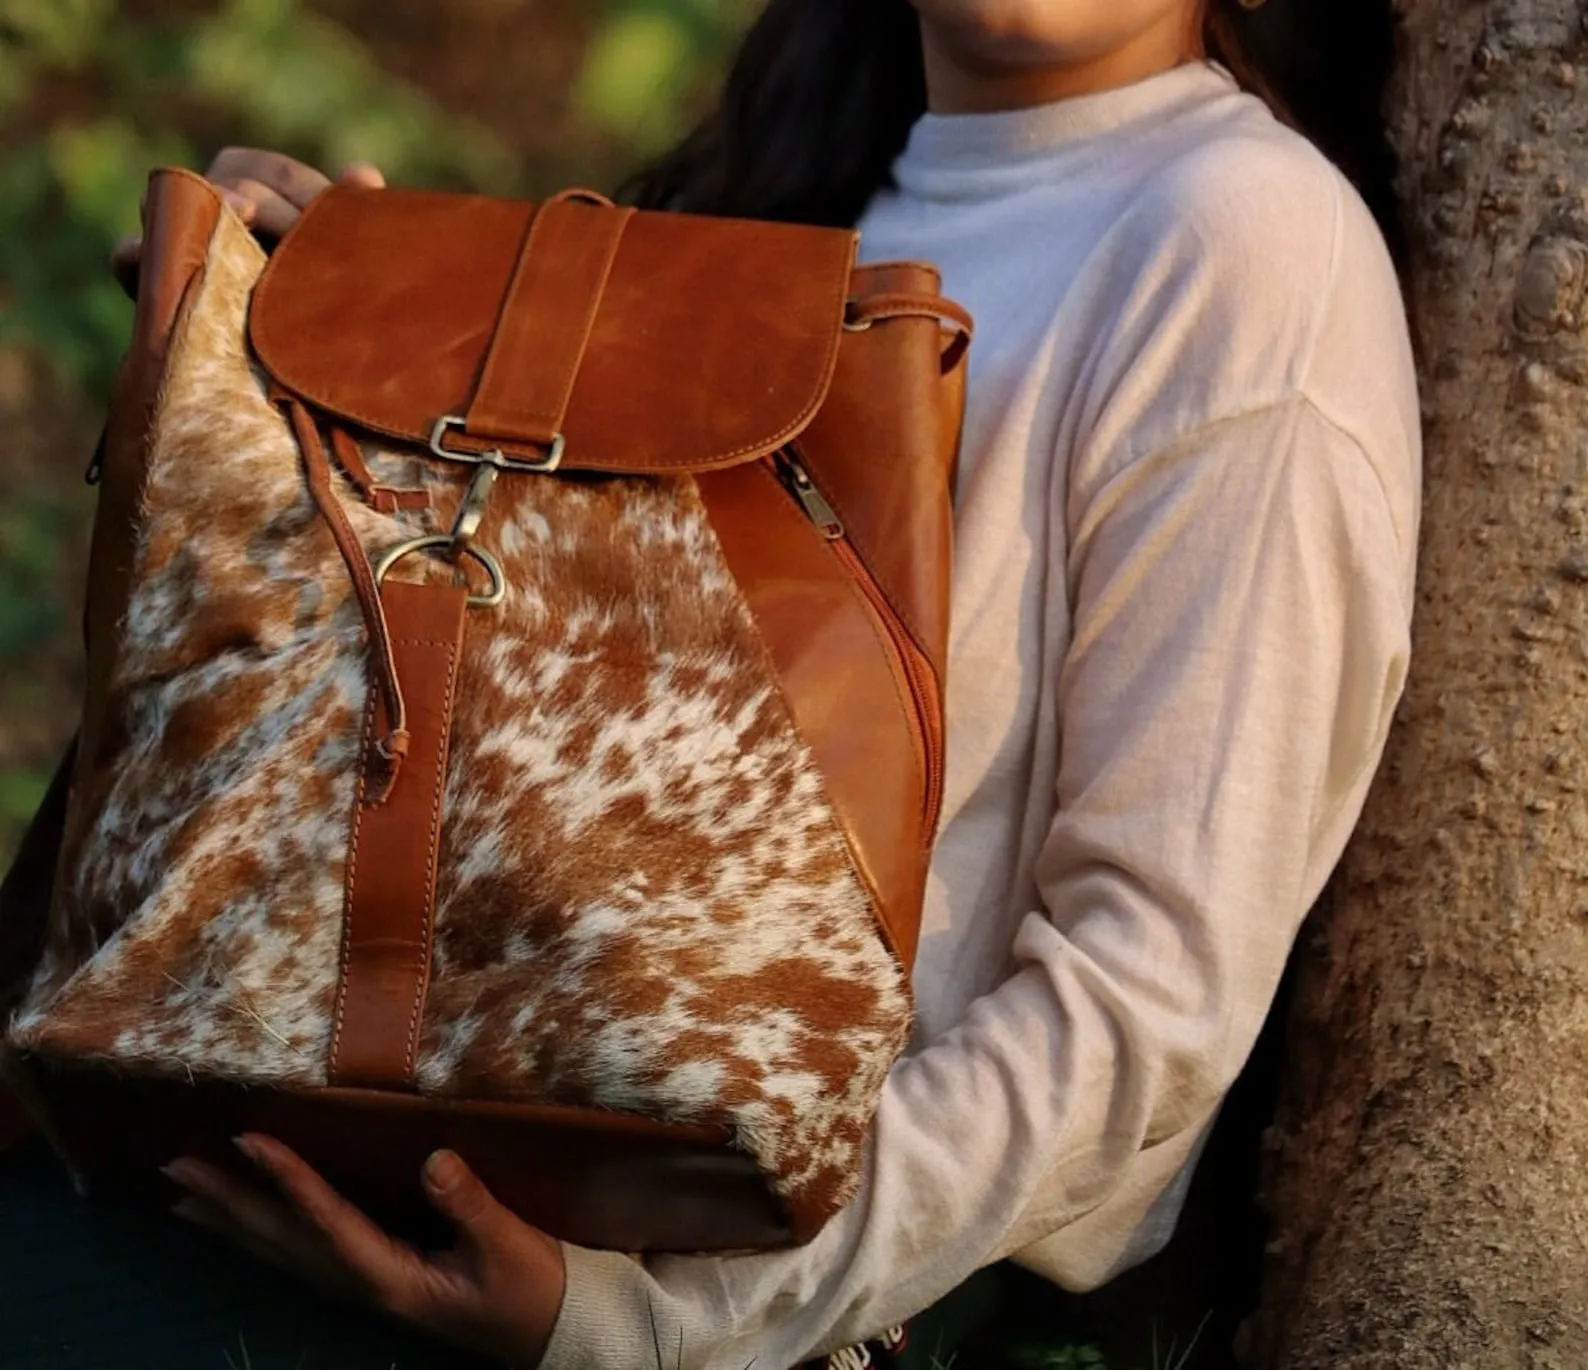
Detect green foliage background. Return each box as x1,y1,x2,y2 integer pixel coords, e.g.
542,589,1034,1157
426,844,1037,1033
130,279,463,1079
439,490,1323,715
0,0,751,859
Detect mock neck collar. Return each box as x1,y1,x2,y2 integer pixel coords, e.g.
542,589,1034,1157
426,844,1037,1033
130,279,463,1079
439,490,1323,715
892,61,1238,200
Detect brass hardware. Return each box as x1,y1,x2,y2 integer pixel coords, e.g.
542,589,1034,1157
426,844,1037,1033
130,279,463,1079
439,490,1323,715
429,415,565,473
450,461,500,551
775,449,844,540
374,535,507,609
420,415,566,603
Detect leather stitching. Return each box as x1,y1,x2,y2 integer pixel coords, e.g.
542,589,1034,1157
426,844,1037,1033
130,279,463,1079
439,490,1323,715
249,196,855,473
468,203,636,440
530,207,633,432
742,462,918,972
329,681,377,1079
399,632,461,1082
784,442,940,683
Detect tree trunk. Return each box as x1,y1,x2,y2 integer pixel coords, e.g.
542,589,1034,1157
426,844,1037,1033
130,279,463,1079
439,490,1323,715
1246,2,1588,1365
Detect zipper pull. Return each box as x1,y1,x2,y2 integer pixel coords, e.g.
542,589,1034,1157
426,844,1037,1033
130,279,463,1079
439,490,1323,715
775,450,844,540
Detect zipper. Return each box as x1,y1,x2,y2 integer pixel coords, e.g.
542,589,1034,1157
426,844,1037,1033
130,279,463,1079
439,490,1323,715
772,447,944,836
776,449,844,540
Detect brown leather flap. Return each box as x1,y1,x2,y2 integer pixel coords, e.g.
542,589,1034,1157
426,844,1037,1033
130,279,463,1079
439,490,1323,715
250,185,859,474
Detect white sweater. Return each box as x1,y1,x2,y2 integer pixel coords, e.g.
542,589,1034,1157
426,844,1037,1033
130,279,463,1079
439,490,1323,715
544,60,1421,1369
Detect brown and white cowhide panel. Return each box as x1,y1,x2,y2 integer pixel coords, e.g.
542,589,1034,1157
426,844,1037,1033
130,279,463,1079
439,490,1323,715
8,207,911,1226
12,211,366,1083
415,469,911,1221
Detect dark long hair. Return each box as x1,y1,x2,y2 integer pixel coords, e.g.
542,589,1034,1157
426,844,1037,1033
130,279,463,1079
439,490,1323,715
626,0,1405,266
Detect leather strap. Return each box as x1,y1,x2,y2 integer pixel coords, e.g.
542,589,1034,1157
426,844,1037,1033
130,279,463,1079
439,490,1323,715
286,399,412,801
331,427,430,514
845,292,975,339
329,580,469,1090
464,198,636,450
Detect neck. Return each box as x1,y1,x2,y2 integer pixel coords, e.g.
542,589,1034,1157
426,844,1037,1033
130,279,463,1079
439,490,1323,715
919,13,1203,115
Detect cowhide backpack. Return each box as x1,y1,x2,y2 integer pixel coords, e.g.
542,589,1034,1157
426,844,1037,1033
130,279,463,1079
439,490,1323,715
0,169,971,1251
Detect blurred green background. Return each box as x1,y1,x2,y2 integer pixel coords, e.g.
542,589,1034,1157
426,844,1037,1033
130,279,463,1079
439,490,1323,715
0,0,754,862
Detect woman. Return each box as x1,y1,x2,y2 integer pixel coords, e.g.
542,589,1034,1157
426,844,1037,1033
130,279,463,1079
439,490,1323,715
142,0,1421,1366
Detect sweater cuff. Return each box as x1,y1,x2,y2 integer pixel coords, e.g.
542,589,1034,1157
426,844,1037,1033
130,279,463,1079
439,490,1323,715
538,1244,663,1370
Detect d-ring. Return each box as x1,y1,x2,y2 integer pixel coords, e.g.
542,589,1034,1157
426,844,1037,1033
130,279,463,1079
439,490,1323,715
374,535,507,609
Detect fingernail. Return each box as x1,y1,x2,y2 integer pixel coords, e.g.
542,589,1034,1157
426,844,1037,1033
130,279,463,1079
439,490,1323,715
161,1159,197,1188
339,161,385,188
232,1135,261,1165
424,1150,462,1190
220,190,253,219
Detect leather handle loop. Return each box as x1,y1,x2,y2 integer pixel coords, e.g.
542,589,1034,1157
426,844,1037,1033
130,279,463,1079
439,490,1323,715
844,293,976,340
550,187,615,208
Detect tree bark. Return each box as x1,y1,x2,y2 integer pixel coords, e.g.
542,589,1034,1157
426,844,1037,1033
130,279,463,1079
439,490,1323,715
1247,2,1588,1365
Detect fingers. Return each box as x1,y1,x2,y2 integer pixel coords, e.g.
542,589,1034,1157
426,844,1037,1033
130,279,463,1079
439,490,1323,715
169,1141,563,1364
110,235,142,298
163,1150,379,1306
220,178,304,239
235,1136,413,1275
200,149,385,243
337,160,386,189
163,1157,316,1267
418,1151,568,1363
234,1136,377,1244
206,146,332,210
170,1190,302,1275
422,1151,515,1252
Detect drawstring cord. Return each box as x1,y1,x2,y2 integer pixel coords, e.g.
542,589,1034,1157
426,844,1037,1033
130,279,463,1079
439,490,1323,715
280,395,410,804
330,425,430,515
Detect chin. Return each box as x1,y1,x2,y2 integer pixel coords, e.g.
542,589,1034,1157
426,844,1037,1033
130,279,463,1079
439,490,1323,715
912,0,1192,68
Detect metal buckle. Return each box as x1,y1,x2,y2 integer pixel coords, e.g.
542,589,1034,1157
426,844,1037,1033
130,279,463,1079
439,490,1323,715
374,535,507,610
409,416,561,608
428,415,565,474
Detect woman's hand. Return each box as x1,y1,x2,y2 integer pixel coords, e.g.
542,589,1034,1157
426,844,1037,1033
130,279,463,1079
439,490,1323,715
163,1135,567,1367
111,149,386,291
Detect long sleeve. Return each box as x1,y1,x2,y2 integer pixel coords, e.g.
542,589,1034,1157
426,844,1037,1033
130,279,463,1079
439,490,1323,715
539,393,1417,1370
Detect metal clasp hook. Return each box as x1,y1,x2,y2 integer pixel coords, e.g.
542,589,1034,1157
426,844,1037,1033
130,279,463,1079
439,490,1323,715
450,458,501,552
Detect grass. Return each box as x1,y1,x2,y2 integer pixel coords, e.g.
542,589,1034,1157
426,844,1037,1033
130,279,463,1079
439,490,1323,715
650,1297,758,1370
220,1337,313,1370
1011,1309,1212,1370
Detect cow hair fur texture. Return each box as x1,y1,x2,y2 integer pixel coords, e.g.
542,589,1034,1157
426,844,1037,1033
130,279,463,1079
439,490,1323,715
9,210,913,1225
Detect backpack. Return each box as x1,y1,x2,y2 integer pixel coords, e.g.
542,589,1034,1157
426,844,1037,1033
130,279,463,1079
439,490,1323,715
0,169,971,1251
